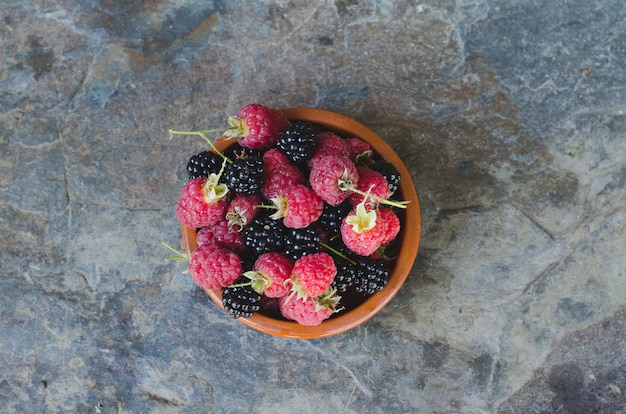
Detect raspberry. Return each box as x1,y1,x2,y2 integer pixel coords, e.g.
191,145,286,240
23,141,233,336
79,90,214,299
340,202,386,256
270,184,324,229
309,155,359,205
187,150,223,179
224,103,289,150
344,137,372,163
196,220,245,252
222,277,262,318
243,252,293,298
348,166,392,208
279,290,339,326
223,155,264,196
308,131,349,169
260,148,305,199
276,121,320,164
226,194,260,230
288,252,337,299
378,207,401,245
176,176,229,228
189,243,242,290
371,159,401,194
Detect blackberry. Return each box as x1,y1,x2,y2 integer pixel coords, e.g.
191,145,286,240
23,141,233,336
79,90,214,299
243,216,284,256
282,226,322,261
276,121,320,164
222,278,262,319
223,155,264,195
372,159,401,194
317,201,352,235
187,150,223,179
354,259,390,295
332,261,360,293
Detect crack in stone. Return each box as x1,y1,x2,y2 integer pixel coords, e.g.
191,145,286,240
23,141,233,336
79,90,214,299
507,201,555,241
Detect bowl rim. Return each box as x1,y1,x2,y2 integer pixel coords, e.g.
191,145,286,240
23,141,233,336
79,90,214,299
181,107,421,339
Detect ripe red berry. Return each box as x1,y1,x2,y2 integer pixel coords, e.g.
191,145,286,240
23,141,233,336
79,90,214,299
340,202,386,256
189,243,242,290
309,155,359,205
244,252,293,298
288,252,337,299
270,184,324,229
261,148,305,199
224,103,288,150
176,176,229,228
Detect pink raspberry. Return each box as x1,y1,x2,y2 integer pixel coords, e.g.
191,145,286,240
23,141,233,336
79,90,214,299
309,155,359,205
340,203,386,256
224,103,289,150
348,166,392,208
344,137,372,163
308,132,349,169
226,194,260,230
378,207,401,245
279,289,340,326
288,252,337,299
261,148,305,199
176,177,229,228
270,184,324,229
243,252,293,298
189,243,242,290
196,220,245,252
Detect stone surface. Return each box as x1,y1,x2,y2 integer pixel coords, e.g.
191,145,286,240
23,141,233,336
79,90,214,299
1,0,625,413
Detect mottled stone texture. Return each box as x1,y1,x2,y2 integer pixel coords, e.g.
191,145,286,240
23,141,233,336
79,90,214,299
1,0,625,413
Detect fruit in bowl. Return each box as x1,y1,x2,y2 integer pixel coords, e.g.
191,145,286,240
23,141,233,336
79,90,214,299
170,104,420,339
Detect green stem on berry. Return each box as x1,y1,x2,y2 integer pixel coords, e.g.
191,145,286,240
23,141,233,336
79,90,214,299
168,129,232,164
337,179,409,209
319,242,357,265
161,242,189,261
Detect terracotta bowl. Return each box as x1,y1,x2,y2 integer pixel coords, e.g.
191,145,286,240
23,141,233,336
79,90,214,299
181,107,421,339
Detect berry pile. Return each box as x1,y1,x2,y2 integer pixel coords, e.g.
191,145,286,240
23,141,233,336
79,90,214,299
171,103,407,327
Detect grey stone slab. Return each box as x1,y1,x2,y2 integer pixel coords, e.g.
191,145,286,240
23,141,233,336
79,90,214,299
1,0,626,413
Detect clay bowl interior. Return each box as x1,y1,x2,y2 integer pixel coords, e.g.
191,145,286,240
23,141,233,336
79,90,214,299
181,107,421,339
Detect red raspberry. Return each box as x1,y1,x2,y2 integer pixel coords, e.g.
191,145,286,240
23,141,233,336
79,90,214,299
340,203,386,256
176,177,229,228
270,184,324,229
279,295,333,326
243,252,293,298
261,148,305,199
378,207,401,245
189,243,242,290
309,155,359,205
196,220,245,252
348,166,392,208
308,131,349,169
344,137,372,163
224,103,288,150
225,194,260,230
288,252,337,299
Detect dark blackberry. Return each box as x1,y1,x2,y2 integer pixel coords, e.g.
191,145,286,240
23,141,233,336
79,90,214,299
276,121,321,164
243,216,284,256
223,155,264,195
282,226,322,261
317,201,352,235
372,159,401,194
186,150,223,179
354,259,391,295
332,261,360,293
222,278,262,319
